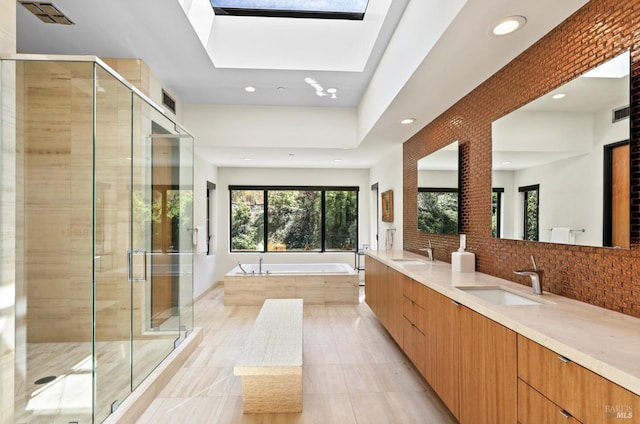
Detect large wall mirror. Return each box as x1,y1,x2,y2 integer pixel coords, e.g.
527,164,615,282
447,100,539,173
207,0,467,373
491,51,630,248
417,140,459,234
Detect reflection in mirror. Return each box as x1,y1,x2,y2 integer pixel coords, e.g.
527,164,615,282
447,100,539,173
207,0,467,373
491,51,630,248
417,141,459,234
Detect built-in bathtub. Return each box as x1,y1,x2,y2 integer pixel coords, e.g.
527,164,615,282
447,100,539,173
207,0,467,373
224,263,358,306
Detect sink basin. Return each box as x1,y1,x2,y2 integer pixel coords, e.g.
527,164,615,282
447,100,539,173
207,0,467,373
457,287,544,306
391,258,427,265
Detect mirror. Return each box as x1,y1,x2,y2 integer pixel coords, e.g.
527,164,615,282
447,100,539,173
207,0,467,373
491,51,630,247
417,140,459,234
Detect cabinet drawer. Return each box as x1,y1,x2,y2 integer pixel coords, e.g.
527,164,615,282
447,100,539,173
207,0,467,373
402,277,427,308
518,379,582,424
403,316,426,375
518,335,639,424
402,295,426,334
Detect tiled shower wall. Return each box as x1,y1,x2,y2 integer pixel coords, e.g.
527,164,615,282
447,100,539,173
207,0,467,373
404,0,640,318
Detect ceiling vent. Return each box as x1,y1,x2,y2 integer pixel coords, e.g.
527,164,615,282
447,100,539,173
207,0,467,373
612,105,630,123
20,2,74,25
162,90,177,115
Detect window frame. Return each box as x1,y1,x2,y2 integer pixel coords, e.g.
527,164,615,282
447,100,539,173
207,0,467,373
229,185,359,253
492,188,504,238
519,184,540,241
417,187,460,234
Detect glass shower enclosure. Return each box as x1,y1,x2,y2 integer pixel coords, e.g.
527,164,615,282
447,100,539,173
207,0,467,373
1,55,194,423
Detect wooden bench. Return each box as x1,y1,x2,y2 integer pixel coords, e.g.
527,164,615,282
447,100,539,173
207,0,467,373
233,298,304,413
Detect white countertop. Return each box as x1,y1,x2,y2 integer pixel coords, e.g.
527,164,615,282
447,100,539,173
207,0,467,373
365,249,640,396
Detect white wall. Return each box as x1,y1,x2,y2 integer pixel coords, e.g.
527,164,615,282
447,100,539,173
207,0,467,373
214,167,370,282
497,106,628,246
193,153,218,298
369,146,403,251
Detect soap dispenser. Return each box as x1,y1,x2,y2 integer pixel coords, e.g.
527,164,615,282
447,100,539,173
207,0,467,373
451,234,475,273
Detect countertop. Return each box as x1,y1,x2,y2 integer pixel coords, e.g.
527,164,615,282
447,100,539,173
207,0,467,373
364,249,640,396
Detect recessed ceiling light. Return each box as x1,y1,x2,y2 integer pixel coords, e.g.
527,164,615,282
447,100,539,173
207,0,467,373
277,86,286,91
501,161,512,165
401,118,416,125
552,93,566,99
243,157,252,161
244,86,256,93
492,16,526,36
334,159,343,163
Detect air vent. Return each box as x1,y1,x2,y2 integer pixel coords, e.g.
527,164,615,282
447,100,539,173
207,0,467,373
162,90,177,115
20,2,74,25
612,105,630,123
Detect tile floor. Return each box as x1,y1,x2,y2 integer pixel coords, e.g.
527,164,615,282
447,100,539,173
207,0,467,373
136,287,457,423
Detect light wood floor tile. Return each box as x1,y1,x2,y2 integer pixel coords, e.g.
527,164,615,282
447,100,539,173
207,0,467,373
302,364,348,394
133,285,457,423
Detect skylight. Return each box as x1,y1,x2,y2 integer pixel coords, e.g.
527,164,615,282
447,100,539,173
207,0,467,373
210,0,369,20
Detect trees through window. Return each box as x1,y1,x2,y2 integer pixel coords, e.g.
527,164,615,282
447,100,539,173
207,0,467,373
230,186,358,252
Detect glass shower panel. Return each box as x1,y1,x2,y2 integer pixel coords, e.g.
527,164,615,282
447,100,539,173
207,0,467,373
130,97,180,390
175,125,194,341
4,55,195,423
93,64,134,423
12,60,95,424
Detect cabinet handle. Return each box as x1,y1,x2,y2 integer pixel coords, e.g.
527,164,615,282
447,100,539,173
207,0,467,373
452,300,462,306
559,409,572,418
557,355,572,363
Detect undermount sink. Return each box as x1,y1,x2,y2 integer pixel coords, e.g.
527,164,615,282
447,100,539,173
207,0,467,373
391,258,427,265
457,286,545,306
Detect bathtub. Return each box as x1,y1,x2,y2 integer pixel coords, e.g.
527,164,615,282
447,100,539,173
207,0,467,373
224,262,358,306
231,263,354,275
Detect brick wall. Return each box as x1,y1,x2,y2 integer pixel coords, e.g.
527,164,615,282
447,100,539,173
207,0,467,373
404,0,640,318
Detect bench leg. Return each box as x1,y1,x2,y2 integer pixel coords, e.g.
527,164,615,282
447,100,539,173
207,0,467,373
240,374,302,413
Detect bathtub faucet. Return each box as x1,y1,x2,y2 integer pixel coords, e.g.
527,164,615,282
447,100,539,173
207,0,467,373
237,262,248,275
259,256,264,274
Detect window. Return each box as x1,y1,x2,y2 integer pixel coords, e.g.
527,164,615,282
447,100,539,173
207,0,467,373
417,188,458,234
151,187,194,253
230,186,358,252
210,0,368,20
519,185,539,241
492,188,504,238
206,182,216,255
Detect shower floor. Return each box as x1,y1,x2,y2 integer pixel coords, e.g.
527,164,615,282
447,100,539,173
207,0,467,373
13,335,177,424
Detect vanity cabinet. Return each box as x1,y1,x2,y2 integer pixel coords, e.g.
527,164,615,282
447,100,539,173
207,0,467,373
427,289,517,424
518,336,639,424
428,289,460,419
518,379,582,423
458,302,517,424
402,276,427,376
364,258,402,345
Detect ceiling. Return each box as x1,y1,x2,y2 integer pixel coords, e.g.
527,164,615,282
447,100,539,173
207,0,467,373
15,0,591,169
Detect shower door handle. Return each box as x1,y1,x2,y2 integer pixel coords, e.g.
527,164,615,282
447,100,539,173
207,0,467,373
128,249,147,282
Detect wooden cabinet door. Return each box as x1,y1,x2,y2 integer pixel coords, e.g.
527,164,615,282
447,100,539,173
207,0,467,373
518,335,640,424
430,290,460,420
386,267,404,344
365,257,381,316
518,379,582,424
459,305,517,424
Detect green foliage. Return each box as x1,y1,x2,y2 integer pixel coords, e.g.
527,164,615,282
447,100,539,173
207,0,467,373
417,191,458,234
231,190,263,251
231,189,357,252
524,189,539,241
325,190,357,250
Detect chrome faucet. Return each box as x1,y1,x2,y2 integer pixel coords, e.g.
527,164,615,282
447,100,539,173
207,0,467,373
425,240,434,261
419,240,434,261
259,256,264,274
238,262,248,275
514,255,544,295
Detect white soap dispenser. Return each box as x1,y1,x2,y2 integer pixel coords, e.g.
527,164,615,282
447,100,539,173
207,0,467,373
451,234,475,273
